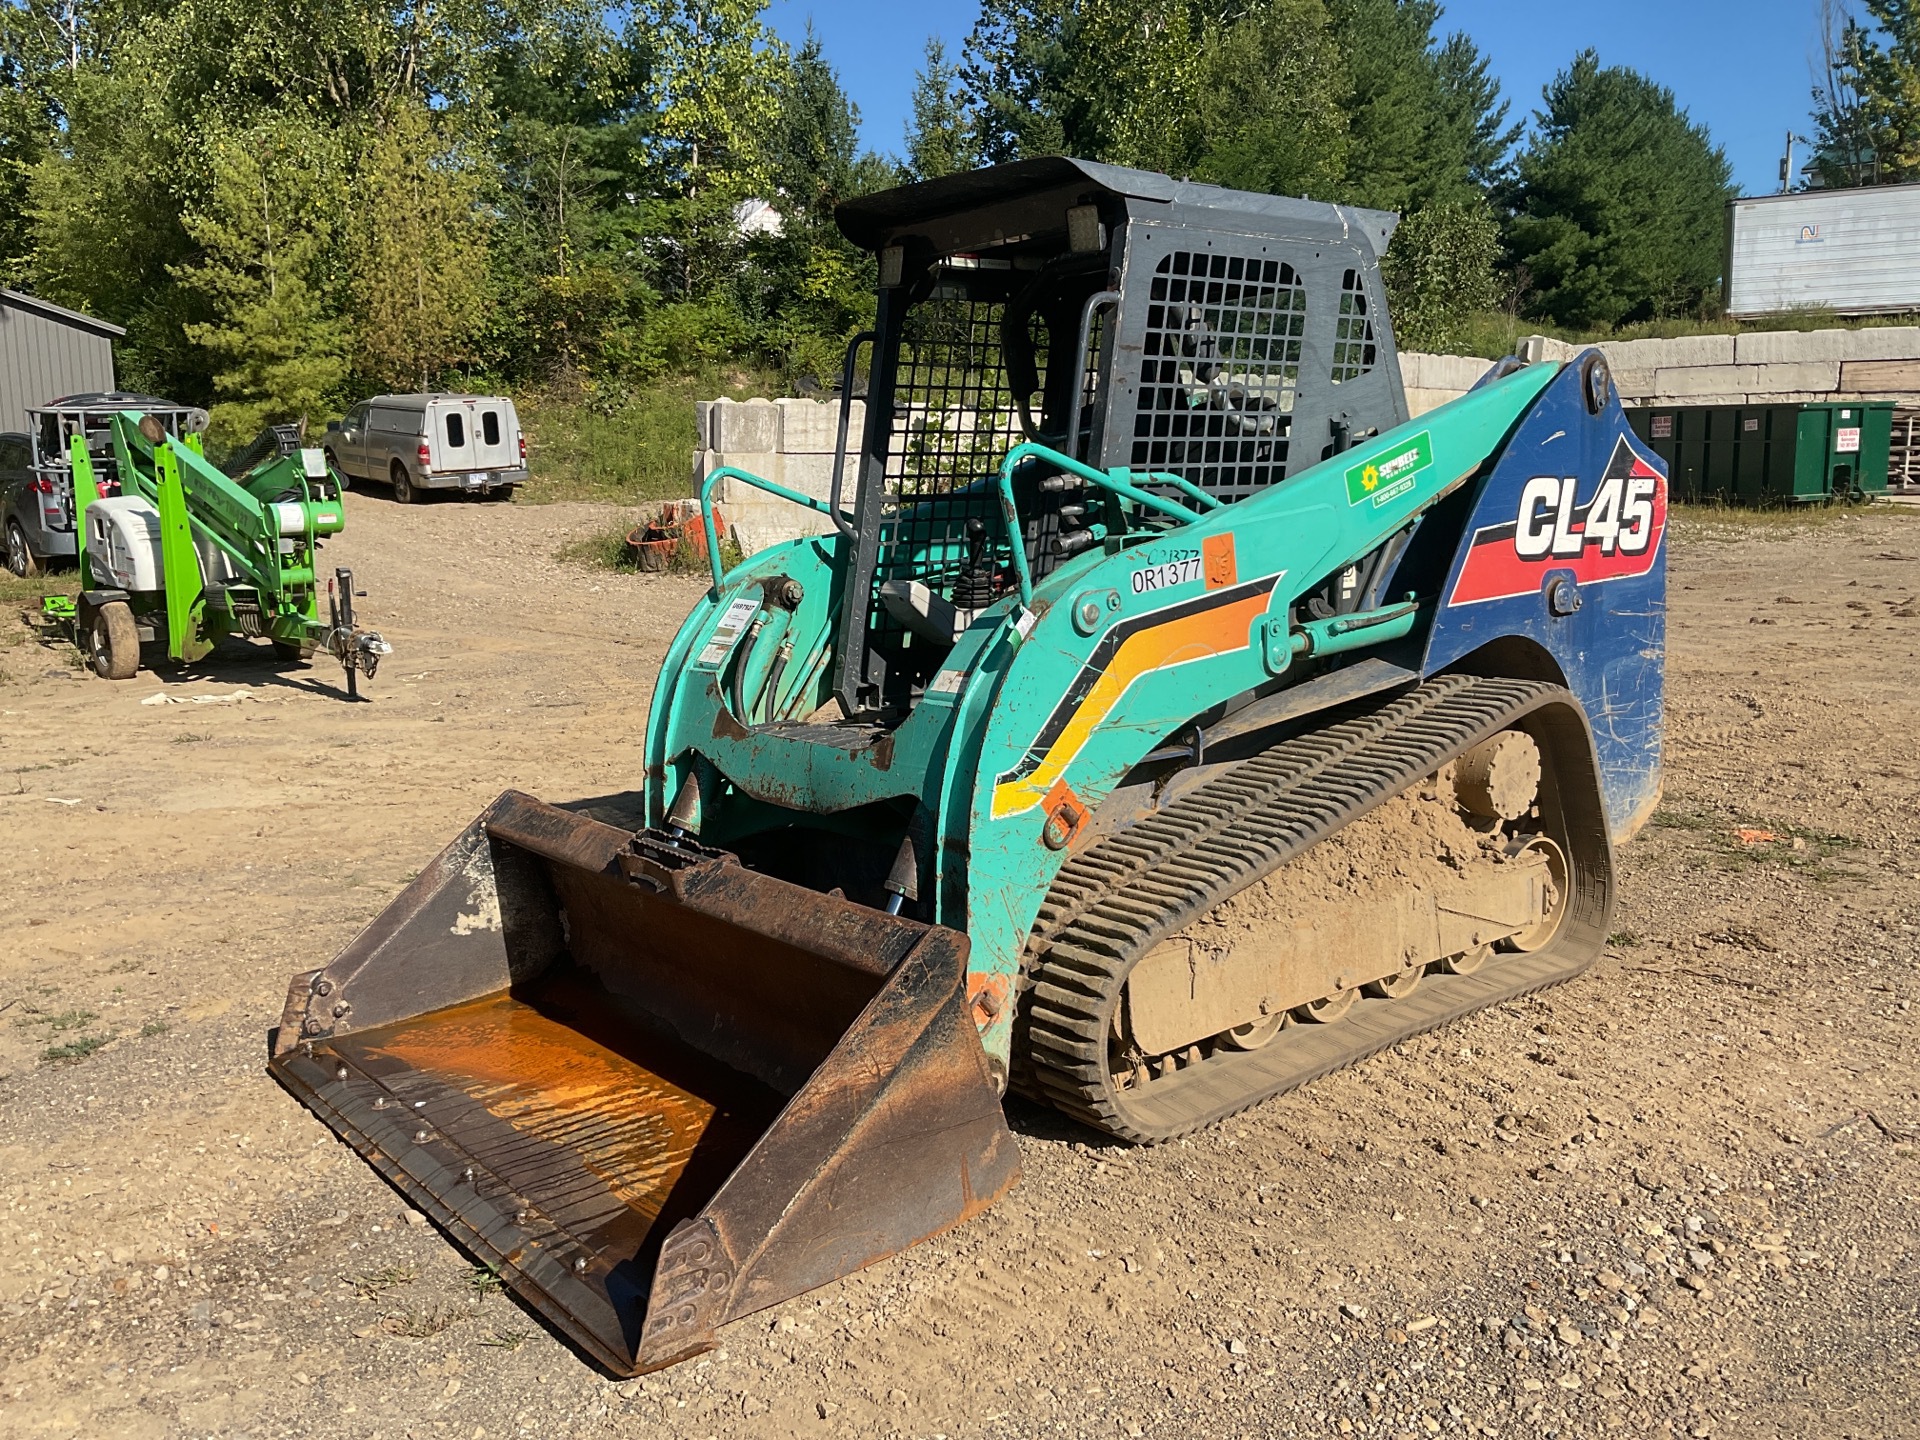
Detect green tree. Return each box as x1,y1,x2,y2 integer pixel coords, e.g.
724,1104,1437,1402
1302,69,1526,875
1504,50,1735,328
350,101,492,389
1815,0,1920,183
639,0,787,199
904,37,977,181
1434,30,1519,190
748,34,882,383
1069,0,1201,172
1193,0,1350,200
1327,0,1453,210
175,118,348,442
1381,197,1500,349
959,0,1079,162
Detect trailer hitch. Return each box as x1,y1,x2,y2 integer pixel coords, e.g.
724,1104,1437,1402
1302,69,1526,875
323,566,392,700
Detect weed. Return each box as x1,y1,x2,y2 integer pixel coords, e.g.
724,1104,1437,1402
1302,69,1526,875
352,1264,419,1300
479,1328,530,1351
382,1303,464,1339
1608,930,1641,948
139,1020,170,1038
42,1034,107,1062
1650,806,1715,832
1650,803,1857,879
26,1008,98,1031
0,570,80,608
556,520,743,576
466,1264,504,1298
517,372,781,506
171,731,213,744
106,958,143,975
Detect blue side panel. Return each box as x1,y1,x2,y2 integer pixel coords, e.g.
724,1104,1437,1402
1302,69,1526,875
1420,356,1668,841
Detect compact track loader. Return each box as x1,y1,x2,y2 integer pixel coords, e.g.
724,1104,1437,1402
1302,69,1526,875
272,159,1667,1375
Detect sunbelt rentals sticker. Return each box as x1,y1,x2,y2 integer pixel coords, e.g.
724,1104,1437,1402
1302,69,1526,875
1345,431,1433,508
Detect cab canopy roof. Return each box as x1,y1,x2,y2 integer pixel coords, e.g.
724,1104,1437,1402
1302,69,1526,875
362,393,516,406
34,392,191,414
835,156,1398,262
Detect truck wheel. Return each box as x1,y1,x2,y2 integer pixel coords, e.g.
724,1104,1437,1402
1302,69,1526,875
324,449,350,491
89,601,140,680
390,462,415,505
5,520,37,578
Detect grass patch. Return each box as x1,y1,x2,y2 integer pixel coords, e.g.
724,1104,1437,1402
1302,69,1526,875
139,1020,170,1038
1667,500,1914,544
1652,803,1857,879
381,1303,464,1339
479,1328,530,1350
0,569,79,609
352,1264,419,1300
42,1034,107,1062
1607,930,1641,948
24,1008,99,1031
517,371,782,506
1443,306,1920,361
170,731,214,745
555,520,742,576
466,1264,504,1299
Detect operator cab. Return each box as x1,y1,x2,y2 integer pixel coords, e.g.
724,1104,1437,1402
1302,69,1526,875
828,158,1410,715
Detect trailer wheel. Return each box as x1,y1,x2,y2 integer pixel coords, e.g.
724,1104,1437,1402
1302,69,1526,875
89,601,140,681
390,461,416,505
5,520,37,578
272,639,311,662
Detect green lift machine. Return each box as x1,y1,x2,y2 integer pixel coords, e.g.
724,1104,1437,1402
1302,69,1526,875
40,411,391,694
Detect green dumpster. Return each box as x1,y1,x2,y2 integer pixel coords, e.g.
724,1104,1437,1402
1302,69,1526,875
1630,401,1895,504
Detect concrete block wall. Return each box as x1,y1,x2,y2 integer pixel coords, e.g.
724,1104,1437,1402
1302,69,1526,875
1510,327,1920,410
693,397,864,553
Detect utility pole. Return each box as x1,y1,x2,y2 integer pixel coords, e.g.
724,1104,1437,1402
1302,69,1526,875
1779,130,1794,192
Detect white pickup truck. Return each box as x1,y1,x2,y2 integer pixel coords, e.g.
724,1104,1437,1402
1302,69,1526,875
324,393,528,502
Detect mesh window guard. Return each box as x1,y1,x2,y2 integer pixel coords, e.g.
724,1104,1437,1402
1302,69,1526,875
1131,252,1306,501
873,287,1045,612
1331,269,1377,384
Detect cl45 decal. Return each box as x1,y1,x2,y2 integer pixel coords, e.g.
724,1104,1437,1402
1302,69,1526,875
1449,436,1666,606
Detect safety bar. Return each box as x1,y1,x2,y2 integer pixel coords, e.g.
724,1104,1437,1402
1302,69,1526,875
699,466,851,590
828,334,875,528
993,442,1208,606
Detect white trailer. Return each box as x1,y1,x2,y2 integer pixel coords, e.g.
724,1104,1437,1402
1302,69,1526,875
1725,182,1920,319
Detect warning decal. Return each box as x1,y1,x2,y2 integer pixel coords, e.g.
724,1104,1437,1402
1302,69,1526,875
1448,435,1666,608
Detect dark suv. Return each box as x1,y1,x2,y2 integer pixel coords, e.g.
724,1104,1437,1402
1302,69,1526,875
2,393,206,576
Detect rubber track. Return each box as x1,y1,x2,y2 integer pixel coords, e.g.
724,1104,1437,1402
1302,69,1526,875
1021,674,1590,1142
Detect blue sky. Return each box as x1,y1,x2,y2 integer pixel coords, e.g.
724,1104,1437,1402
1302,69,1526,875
762,0,1841,198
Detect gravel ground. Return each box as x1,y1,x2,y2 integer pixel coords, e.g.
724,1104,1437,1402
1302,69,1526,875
1,492,1916,1440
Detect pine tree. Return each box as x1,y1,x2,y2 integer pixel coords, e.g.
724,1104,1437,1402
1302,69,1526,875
1434,31,1520,190
176,119,347,443
1505,51,1735,327
1815,0,1920,183
350,101,492,390
904,38,978,181
958,0,1077,163
1193,0,1350,200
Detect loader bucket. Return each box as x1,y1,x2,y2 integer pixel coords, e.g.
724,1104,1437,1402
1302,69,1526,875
269,791,1020,1375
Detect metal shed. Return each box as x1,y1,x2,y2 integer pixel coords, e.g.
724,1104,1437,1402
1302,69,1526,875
0,290,124,434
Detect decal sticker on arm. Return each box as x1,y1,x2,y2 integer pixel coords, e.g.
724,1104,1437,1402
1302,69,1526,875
1448,436,1666,607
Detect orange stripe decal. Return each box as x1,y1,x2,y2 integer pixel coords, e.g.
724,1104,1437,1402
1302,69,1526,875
991,587,1274,819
